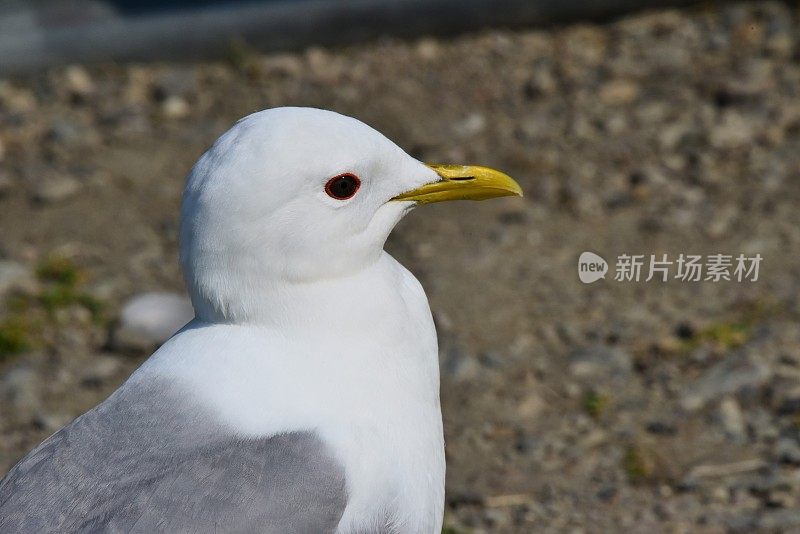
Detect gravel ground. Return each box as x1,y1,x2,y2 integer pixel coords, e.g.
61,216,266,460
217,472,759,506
2,1,800,532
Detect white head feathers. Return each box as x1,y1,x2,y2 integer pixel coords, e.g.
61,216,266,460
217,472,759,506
180,107,437,322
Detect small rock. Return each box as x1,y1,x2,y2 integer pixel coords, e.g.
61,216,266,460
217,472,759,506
724,514,757,532
152,69,197,101
414,241,436,260
0,260,36,299
441,345,479,382
517,392,544,418
680,352,771,412
599,79,639,105
776,390,800,415
161,96,190,119
33,412,73,433
758,510,800,530
710,111,755,149
523,63,558,99
497,211,527,225
682,458,765,486
653,500,675,521
569,345,633,381
261,54,303,77
453,113,486,137
32,176,80,204
47,118,95,147
707,205,737,238
0,365,41,423
766,489,795,509
112,292,194,351
0,81,36,112
645,420,678,436
596,486,617,502
482,508,509,528
56,305,93,326
305,47,343,82
64,65,95,101
718,396,746,442
80,356,121,388
478,351,503,369
415,38,441,61
775,438,800,465
124,66,152,105
750,408,780,441
514,432,539,454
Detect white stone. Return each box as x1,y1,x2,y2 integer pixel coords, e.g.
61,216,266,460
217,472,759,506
116,292,194,349
0,260,36,298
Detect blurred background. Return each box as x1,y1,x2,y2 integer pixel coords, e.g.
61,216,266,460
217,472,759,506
1,0,800,531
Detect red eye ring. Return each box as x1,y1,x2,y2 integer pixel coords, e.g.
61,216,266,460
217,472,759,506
325,173,361,200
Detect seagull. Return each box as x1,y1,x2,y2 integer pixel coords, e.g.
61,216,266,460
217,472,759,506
0,107,522,533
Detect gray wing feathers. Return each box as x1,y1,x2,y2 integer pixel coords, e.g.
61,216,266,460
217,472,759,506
0,378,347,533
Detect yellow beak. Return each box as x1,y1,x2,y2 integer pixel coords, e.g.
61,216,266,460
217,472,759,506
392,164,523,204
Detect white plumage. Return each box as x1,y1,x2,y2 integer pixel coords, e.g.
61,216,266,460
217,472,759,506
0,107,521,533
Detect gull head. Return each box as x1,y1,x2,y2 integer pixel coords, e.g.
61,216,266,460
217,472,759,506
180,107,521,322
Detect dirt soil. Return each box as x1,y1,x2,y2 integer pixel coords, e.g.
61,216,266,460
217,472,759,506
2,1,800,532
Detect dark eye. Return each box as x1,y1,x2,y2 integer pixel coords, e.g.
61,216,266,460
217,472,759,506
325,173,361,200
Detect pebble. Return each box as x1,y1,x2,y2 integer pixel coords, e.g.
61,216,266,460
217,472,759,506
0,365,41,423
680,353,771,412
718,396,746,442
453,113,487,137
80,356,121,388
152,69,197,101
415,38,442,61
32,176,81,204
775,438,800,465
568,345,633,382
710,111,756,149
758,510,800,530
33,412,73,433
161,96,190,119
112,292,194,351
749,408,780,441
261,54,303,77
64,65,95,101
47,119,93,146
441,345,479,382
523,63,558,98
0,260,36,299
776,389,800,415
599,79,639,105
0,82,36,112
517,392,544,418
124,66,152,105
645,420,678,436
765,488,795,508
